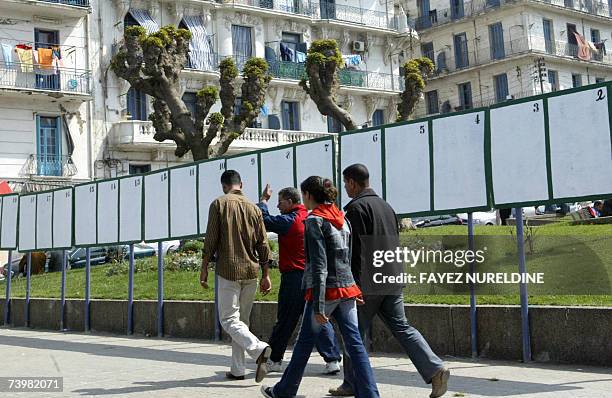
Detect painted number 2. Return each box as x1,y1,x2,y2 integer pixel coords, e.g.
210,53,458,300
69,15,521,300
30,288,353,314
596,89,606,102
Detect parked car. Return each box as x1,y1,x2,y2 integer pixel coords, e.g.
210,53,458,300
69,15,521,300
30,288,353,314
412,214,463,228
457,211,498,225
122,243,156,259
68,247,110,268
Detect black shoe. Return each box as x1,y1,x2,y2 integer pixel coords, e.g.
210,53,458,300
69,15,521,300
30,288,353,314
261,386,275,397
225,371,245,381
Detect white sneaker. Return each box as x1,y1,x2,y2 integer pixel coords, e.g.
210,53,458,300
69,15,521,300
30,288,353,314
266,360,282,373
324,360,341,375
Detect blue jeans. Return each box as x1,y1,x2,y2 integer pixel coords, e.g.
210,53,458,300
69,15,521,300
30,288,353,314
273,299,379,398
269,270,341,363
343,294,444,388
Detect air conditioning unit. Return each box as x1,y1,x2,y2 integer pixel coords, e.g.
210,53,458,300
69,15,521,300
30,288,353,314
352,41,365,52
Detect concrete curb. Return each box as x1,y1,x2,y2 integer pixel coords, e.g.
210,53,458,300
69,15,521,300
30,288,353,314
1,298,610,366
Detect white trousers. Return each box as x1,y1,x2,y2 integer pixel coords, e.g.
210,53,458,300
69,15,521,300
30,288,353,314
217,275,268,376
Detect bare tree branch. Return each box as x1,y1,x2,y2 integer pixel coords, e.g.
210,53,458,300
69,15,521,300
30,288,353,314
111,26,270,160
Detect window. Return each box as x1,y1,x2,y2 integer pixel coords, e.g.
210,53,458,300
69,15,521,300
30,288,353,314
327,116,344,133
129,164,151,174
454,33,469,69
232,25,253,69
417,0,432,28
548,70,559,91
37,116,61,176
34,29,60,90
280,32,306,63
567,23,578,56
494,73,509,102
543,19,554,54
127,88,148,121
320,0,336,19
572,73,582,88
372,110,385,127
489,22,505,60
281,101,300,131
595,77,605,83
450,0,464,19
124,12,140,29
425,90,439,114
458,82,473,110
590,29,600,44
421,42,434,62
182,92,197,120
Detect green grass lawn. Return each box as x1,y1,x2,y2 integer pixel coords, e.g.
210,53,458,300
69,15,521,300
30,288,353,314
2,222,611,306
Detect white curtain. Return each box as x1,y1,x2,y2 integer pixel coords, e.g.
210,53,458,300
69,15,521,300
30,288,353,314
182,16,215,71
128,9,159,34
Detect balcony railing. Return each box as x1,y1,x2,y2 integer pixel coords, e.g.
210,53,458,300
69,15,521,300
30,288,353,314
221,0,397,29
410,0,610,32
224,0,313,16
110,119,331,150
0,64,91,95
22,154,77,177
185,50,219,72
530,36,612,63
311,2,397,29
38,0,90,6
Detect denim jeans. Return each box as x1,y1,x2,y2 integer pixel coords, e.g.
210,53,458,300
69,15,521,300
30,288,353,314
269,270,341,363
273,299,379,398
343,294,444,388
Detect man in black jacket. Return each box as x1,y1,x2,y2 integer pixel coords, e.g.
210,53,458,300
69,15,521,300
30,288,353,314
329,164,450,398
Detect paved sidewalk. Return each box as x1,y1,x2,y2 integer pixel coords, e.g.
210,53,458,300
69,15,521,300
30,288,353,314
0,328,611,398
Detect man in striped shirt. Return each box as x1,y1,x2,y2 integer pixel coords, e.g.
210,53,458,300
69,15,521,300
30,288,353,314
200,170,273,383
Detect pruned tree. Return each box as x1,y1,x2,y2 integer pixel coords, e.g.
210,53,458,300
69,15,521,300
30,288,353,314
396,57,434,121
300,39,434,129
111,25,271,160
299,39,358,131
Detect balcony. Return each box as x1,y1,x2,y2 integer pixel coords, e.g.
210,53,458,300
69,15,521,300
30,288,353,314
229,55,402,92
421,35,611,81
311,2,398,30
109,120,332,152
219,0,397,30
0,64,91,97
0,0,91,17
222,0,312,17
410,0,610,32
21,154,78,178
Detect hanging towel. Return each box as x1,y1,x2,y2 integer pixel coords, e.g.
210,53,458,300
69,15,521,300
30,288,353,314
15,47,34,72
573,32,591,61
343,54,361,67
36,48,56,75
259,104,269,116
1,43,13,67
51,47,65,69
295,50,306,63
280,42,295,62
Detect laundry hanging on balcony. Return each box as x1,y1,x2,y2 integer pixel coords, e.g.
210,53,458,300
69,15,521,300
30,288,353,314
280,42,295,62
573,32,592,61
343,54,362,67
181,15,215,71
128,9,159,34
1,43,13,67
14,45,34,73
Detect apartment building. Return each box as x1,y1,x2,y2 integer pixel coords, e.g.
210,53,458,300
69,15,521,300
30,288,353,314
403,0,611,116
91,0,416,178
0,0,93,191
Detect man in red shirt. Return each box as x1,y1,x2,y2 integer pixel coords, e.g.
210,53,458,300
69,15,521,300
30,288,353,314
258,184,341,374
